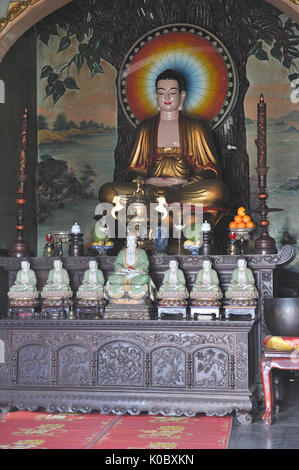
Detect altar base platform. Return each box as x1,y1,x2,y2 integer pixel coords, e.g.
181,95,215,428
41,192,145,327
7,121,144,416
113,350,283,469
0,318,257,424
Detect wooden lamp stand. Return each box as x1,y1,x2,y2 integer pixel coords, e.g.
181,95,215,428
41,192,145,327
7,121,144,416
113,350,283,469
10,108,31,258
253,95,279,255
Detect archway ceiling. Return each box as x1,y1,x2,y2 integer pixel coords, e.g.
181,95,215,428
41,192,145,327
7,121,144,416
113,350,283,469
0,0,72,63
0,0,298,63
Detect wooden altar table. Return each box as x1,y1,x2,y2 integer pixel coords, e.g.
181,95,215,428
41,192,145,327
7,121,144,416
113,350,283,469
0,246,294,422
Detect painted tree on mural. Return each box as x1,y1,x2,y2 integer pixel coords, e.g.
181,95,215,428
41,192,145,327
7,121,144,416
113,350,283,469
36,0,299,104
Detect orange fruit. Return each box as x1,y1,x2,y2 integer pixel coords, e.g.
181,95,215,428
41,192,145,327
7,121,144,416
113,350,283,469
237,206,246,217
234,215,243,224
243,215,251,223
237,222,246,228
229,221,238,229
246,221,255,228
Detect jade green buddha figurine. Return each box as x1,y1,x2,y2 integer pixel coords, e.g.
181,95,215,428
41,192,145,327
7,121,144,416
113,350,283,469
190,257,222,305
8,261,38,300
76,260,104,300
41,259,72,299
225,258,258,303
105,235,154,301
157,259,188,303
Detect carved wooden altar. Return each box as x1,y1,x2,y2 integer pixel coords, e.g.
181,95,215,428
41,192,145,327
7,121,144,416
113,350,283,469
0,245,294,423
0,317,257,424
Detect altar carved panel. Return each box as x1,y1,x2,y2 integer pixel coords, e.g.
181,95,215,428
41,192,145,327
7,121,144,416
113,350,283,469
17,344,50,385
194,347,229,389
151,347,185,388
98,341,144,387
57,345,90,386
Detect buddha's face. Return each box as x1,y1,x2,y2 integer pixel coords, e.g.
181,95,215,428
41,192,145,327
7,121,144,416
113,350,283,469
21,261,29,271
89,261,97,271
127,236,137,248
54,260,62,270
238,259,246,271
169,260,178,271
155,79,186,112
203,260,211,271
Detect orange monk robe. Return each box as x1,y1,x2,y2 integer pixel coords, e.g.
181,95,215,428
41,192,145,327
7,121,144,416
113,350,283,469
125,112,221,181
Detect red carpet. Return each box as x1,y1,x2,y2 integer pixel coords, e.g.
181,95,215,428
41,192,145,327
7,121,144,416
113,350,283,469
0,411,232,449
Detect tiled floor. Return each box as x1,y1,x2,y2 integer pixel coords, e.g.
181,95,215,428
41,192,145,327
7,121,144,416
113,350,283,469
229,377,299,449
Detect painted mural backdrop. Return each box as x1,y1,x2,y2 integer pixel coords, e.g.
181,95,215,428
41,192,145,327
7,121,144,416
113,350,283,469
245,48,299,271
36,2,299,275
37,33,117,255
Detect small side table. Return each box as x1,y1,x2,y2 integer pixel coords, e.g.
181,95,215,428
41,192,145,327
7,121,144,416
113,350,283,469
261,349,299,425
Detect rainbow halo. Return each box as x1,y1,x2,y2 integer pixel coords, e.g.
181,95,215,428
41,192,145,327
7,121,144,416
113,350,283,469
119,24,238,129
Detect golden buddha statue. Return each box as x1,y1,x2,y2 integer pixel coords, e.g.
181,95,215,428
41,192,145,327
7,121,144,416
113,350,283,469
99,69,229,225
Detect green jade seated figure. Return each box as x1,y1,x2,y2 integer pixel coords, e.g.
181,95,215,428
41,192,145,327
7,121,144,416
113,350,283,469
8,261,38,301
105,235,154,302
225,258,258,305
41,259,72,300
157,259,189,305
76,260,104,300
190,257,222,306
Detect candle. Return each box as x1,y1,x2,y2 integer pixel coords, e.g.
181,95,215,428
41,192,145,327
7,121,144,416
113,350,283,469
202,220,211,232
19,108,28,175
71,222,81,234
257,94,267,168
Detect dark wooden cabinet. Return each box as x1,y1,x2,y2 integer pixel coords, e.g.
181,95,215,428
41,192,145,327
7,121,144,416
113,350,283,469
0,318,257,424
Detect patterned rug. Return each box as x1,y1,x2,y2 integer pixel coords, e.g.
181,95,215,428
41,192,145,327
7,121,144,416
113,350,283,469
0,411,232,450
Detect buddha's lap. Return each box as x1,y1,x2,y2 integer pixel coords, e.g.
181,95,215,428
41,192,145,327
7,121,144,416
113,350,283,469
227,286,255,291
109,273,149,284
43,286,69,291
77,285,103,291
10,286,35,291
159,285,186,291
191,286,221,292
99,178,229,206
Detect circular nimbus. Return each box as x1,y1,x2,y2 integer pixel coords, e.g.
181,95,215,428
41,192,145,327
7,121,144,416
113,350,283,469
118,24,238,129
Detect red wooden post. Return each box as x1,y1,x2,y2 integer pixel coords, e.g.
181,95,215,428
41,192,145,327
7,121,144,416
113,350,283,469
261,356,274,425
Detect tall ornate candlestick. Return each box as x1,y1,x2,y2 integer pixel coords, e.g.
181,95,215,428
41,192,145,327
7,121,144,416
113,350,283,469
253,95,277,254
10,108,31,257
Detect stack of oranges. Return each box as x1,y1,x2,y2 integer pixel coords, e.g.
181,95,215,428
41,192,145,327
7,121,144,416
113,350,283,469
229,207,255,230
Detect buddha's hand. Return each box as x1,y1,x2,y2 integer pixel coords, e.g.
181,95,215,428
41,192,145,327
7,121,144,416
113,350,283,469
189,175,203,183
207,285,216,290
242,284,252,290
